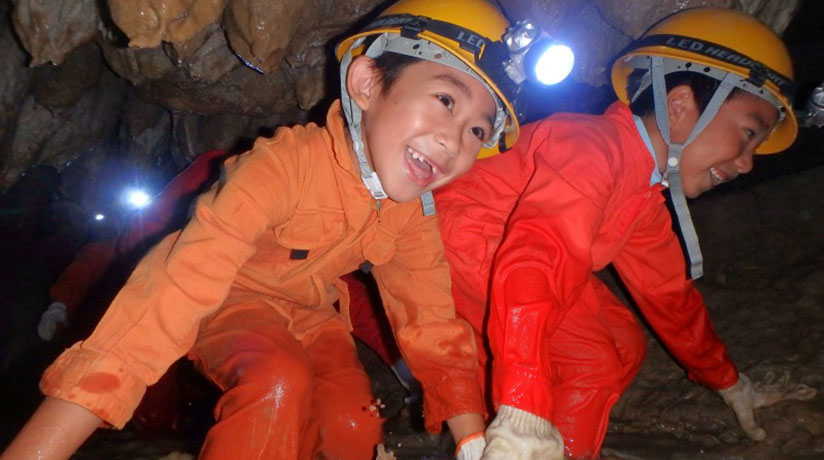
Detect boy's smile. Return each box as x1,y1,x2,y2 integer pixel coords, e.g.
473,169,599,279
349,58,497,203
654,86,779,198
405,145,441,185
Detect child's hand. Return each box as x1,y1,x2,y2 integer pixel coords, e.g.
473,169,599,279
38,302,68,341
455,432,485,460
718,371,817,441
481,405,564,460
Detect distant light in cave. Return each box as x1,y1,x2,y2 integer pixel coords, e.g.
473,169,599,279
124,188,151,209
94,213,105,221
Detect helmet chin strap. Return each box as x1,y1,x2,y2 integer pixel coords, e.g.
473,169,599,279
340,36,390,202
650,57,737,279
339,34,440,216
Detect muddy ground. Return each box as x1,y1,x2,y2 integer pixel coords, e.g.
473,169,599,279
1,153,823,458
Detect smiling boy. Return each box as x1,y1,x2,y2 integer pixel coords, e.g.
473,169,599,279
434,8,816,459
1,1,529,459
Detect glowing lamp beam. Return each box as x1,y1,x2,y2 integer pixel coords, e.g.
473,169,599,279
532,44,574,85
125,188,151,209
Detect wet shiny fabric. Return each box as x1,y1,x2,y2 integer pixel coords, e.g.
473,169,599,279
436,102,738,458
189,299,381,460
40,101,483,444
546,279,646,458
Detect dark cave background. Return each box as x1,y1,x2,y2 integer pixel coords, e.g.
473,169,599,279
0,0,822,458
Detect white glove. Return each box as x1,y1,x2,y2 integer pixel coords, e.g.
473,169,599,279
37,302,68,341
481,405,564,460
718,371,817,441
455,433,485,460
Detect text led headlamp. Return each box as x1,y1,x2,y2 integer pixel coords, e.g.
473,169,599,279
501,20,575,86
798,82,824,128
359,14,575,125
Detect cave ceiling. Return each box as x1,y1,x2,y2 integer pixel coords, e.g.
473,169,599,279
0,0,817,203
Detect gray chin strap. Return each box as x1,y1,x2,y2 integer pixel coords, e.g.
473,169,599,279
340,36,390,203
650,56,738,280
339,33,508,217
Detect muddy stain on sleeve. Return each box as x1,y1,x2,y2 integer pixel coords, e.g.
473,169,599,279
78,372,121,393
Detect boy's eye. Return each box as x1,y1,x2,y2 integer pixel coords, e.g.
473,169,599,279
470,126,487,141
436,94,454,110
745,128,756,140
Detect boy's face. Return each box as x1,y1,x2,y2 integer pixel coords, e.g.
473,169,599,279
674,92,779,198
351,58,497,203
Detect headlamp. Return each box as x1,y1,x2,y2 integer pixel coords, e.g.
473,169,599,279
798,82,824,128
94,213,105,221
123,188,151,209
502,20,574,86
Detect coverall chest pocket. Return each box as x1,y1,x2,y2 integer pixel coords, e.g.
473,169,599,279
360,224,397,266
274,207,345,250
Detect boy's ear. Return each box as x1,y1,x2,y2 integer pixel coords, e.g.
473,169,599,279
346,56,381,111
667,84,699,140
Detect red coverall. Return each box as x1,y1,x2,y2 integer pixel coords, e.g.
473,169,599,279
40,102,482,460
436,102,739,459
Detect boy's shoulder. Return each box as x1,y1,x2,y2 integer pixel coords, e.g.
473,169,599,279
238,121,340,172
529,104,637,167
255,121,328,155
546,104,632,146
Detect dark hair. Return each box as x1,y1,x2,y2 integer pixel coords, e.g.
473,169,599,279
627,69,746,117
371,51,421,95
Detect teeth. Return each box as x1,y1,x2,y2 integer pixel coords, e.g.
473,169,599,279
409,149,438,174
710,168,724,185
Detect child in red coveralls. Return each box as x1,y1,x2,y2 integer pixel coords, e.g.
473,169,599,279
437,8,817,459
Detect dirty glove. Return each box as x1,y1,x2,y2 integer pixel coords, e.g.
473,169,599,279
455,432,485,460
481,405,564,460
718,371,817,441
37,301,68,341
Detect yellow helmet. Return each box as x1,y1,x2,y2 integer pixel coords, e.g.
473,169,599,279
337,0,522,158
611,7,797,154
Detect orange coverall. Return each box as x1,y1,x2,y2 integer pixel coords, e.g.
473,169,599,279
436,102,739,459
40,101,483,459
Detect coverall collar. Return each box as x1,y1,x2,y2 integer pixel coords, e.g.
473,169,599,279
632,114,664,186
326,100,410,215
327,100,364,183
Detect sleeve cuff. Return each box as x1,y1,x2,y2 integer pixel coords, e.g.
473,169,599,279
422,377,485,434
494,364,554,421
40,343,148,429
689,360,739,391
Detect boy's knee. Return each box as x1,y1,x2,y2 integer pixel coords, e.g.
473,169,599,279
314,385,383,459
249,351,312,392
220,349,313,408
593,352,627,391
622,334,646,375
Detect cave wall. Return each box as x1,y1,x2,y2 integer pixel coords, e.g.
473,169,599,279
0,0,808,215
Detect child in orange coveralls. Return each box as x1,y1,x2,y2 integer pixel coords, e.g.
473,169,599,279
1,1,533,459
433,8,818,459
